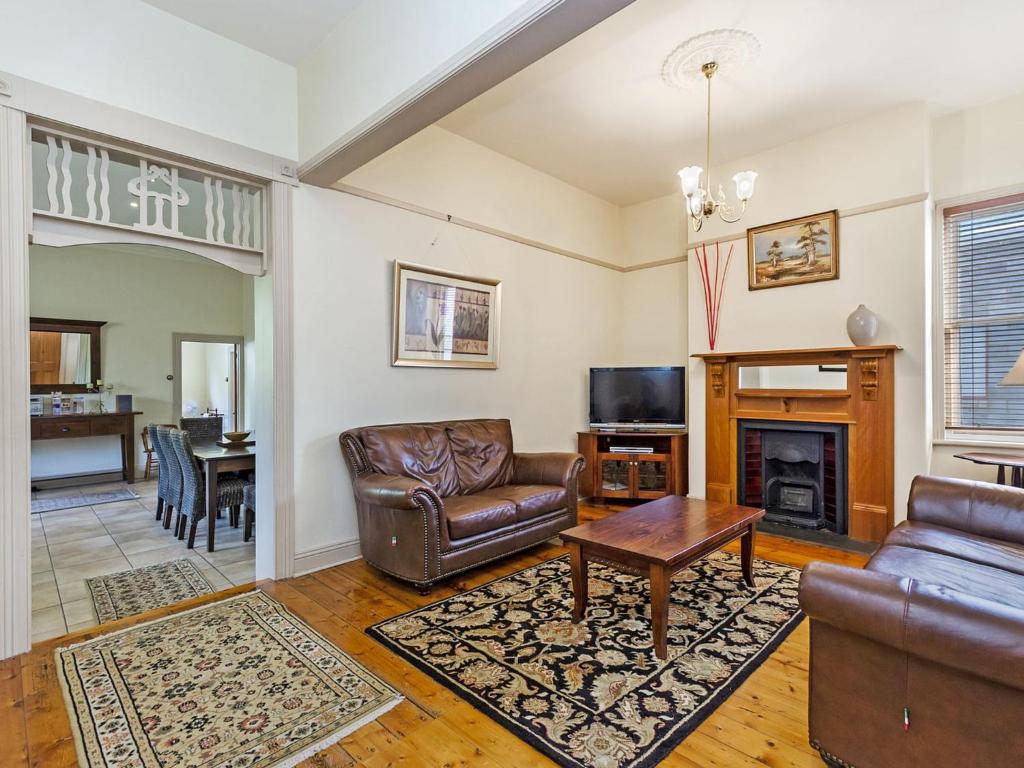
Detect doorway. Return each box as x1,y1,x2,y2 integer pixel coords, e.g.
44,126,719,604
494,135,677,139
173,334,244,433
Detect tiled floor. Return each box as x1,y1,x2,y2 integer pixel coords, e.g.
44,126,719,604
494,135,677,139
31,478,255,642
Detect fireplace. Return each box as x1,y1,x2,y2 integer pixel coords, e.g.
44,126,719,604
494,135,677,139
737,420,848,534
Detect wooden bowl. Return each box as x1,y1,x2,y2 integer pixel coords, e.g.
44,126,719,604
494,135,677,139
223,430,251,443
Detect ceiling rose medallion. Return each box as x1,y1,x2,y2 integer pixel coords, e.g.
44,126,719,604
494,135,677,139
663,30,761,232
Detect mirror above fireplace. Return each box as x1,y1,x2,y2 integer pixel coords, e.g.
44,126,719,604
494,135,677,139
738,363,847,390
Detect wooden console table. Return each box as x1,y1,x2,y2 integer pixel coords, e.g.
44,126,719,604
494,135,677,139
31,411,143,484
692,345,900,542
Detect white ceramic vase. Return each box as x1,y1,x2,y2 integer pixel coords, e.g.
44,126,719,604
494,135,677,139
846,304,879,346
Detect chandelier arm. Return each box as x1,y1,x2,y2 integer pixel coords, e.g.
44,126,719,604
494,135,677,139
717,199,748,224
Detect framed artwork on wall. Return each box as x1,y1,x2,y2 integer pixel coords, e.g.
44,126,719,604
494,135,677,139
747,209,839,290
392,261,501,368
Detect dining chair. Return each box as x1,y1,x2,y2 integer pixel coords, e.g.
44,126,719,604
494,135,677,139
147,424,166,521
155,426,184,531
170,428,245,549
242,482,256,542
141,428,157,481
179,415,223,445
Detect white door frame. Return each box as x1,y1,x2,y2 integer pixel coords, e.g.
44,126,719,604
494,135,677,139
172,333,245,430
0,76,297,658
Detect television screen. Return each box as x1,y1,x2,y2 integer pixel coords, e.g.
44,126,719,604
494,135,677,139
589,367,685,426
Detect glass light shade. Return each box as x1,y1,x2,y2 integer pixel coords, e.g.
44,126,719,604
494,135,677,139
678,166,703,196
688,188,705,218
732,170,758,201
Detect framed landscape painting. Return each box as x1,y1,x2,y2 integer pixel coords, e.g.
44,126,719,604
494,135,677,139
747,210,839,290
392,261,501,368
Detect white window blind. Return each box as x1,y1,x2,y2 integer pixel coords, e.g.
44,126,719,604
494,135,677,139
943,193,1024,432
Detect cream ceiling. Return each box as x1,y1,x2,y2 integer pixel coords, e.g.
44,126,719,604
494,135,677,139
439,0,1024,205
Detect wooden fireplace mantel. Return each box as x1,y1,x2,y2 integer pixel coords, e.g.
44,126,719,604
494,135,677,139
692,345,901,542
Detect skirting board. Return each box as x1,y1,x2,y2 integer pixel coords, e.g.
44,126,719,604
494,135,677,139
293,538,362,577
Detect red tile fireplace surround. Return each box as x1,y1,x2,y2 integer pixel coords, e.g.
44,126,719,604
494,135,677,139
692,345,900,543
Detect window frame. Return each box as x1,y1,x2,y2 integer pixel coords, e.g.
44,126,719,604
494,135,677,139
934,186,1024,447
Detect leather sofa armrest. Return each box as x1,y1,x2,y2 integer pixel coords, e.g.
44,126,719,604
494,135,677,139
907,474,1024,545
353,473,444,512
800,561,1024,690
512,452,585,487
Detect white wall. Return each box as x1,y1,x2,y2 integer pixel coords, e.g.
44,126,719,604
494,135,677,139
291,182,623,557
619,264,688,365
29,245,247,479
179,342,209,416
933,91,1024,201
298,0,540,165
621,193,684,268
343,126,623,266
0,0,298,158
682,104,932,523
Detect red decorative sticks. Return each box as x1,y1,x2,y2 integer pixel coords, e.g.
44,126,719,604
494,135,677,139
694,241,733,350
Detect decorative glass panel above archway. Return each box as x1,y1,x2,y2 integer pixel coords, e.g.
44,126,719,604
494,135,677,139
29,124,267,275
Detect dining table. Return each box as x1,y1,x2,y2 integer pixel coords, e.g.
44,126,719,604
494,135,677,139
953,450,1024,488
192,442,256,552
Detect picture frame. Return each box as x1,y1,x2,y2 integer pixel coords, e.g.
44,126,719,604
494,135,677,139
392,260,501,369
746,209,839,290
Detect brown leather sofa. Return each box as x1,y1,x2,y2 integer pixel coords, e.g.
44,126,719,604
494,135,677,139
800,475,1024,767
340,418,584,593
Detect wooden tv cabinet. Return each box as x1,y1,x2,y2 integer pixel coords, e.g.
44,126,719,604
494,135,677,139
577,429,688,503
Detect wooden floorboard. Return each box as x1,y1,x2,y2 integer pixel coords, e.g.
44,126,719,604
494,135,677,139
9,502,868,767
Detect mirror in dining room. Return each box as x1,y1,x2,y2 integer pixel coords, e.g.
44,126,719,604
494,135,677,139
29,318,105,392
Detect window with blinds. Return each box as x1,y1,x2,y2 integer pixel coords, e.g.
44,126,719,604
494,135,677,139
943,193,1024,432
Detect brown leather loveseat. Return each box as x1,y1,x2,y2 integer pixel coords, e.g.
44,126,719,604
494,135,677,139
799,475,1024,767
340,418,584,593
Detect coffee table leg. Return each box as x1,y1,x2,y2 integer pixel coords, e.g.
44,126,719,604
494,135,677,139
568,543,588,622
741,522,757,588
650,565,670,660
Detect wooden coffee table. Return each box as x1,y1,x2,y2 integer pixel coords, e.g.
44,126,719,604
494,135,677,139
560,495,765,660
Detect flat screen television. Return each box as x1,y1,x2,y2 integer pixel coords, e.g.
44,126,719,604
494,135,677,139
589,366,685,429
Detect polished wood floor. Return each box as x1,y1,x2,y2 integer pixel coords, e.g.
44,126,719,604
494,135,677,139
3,502,869,767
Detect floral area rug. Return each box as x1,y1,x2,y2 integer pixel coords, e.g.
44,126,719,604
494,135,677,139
58,591,402,768
367,552,802,768
87,559,215,623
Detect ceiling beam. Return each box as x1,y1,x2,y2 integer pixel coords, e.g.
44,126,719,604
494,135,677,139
298,0,636,188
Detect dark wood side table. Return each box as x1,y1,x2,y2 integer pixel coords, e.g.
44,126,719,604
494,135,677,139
192,443,255,552
560,495,765,660
31,411,143,483
954,451,1024,488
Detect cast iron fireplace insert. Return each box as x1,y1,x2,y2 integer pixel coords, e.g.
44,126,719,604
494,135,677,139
736,419,848,535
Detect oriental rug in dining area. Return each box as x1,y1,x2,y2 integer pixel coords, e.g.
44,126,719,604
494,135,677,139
368,552,802,768
58,591,402,768
87,559,216,623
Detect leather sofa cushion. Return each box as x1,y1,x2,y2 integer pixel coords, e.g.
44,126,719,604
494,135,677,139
885,521,1024,578
360,424,460,497
476,484,566,523
868,544,1024,611
446,419,514,494
445,495,517,540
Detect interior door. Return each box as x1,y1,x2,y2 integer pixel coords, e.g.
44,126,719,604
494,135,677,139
29,331,61,385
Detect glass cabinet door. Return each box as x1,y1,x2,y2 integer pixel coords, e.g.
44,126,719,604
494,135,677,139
636,457,669,497
600,458,631,494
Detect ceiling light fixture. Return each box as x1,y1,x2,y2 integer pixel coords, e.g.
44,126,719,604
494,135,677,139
678,61,756,232
663,30,760,233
